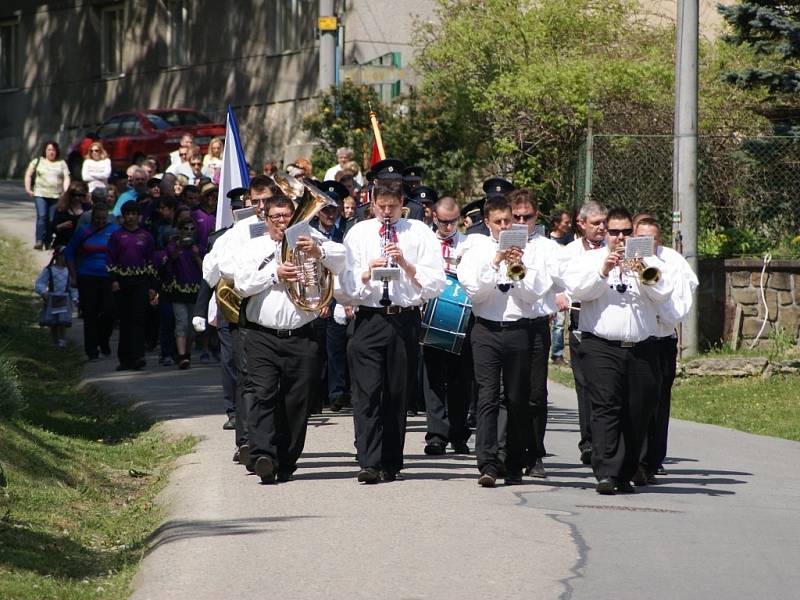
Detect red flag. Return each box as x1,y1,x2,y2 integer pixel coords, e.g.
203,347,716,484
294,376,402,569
370,136,381,167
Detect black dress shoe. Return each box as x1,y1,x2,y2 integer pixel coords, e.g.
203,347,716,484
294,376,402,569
525,458,547,479
276,471,293,483
478,471,497,488
133,358,146,370
381,470,403,482
222,415,236,430
596,478,616,495
655,466,667,476
238,444,251,466
115,363,131,372
424,441,446,456
580,448,592,465
232,448,240,463
254,457,275,483
505,471,523,485
615,479,636,494
632,465,650,486
451,441,470,454
357,467,381,484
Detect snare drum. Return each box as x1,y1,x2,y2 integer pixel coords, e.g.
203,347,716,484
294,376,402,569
419,273,472,354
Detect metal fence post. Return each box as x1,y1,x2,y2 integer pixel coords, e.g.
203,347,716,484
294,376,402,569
583,115,594,203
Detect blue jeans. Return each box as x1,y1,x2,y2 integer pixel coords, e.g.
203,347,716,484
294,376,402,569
551,311,566,359
34,196,58,244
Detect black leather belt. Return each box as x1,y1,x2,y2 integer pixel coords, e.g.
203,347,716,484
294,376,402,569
245,322,313,338
475,316,547,331
582,332,655,348
359,305,419,316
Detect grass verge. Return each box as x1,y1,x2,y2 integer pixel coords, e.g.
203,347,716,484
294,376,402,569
0,236,195,599
547,358,800,442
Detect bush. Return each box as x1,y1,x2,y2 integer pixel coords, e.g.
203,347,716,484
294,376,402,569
0,356,24,417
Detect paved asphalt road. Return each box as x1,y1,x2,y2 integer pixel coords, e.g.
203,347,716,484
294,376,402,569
1,181,799,599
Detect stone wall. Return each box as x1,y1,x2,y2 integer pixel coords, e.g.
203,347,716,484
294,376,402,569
698,259,800,348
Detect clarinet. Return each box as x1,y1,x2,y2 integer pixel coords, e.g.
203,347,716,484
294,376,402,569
379,217,392,307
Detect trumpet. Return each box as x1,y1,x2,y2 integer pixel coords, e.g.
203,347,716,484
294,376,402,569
507,259,527,281
617,243,661,287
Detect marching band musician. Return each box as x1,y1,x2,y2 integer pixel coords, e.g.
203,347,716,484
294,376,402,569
339,168,446,484
562,207,673,495
507,188,568,478
457,196,554,487
234,192,346,484
632,217,698,485
205,177,276,466
563,201,608,466
421,196,472,456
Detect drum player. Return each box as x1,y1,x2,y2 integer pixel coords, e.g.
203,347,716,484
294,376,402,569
457,196,555,487
420,196,472,456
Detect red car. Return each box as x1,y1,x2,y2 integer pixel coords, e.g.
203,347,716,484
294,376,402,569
68,108,226,177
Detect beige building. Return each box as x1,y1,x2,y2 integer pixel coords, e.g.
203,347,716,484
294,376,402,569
0,0,435,178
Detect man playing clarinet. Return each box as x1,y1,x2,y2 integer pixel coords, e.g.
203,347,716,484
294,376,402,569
339,163,445,484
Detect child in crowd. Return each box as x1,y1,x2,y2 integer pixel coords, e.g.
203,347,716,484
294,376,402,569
35,246,78,348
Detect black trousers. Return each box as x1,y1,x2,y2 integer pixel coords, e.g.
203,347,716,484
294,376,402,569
348,309,420,473
114,277,148,366
77,275,114,359
422,345,471,446
232,327,254,448
569,330,592,453
245,326,320,473
577,335,659,482
217,323,236,417
326,319,349,402
470,319,532,476
524,317,551,464
641,336,678,471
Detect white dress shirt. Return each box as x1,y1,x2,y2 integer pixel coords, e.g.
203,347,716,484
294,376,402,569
528,233,567,317
654,246,698,337
437,230,468,274
456,233,554,322
562,247,674,343
234,235,346,330
217,214,261,281
337,218,446,308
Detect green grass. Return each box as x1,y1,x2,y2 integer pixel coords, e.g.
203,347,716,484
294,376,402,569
671,375,800,442
547,356,800,442
0,236,195,599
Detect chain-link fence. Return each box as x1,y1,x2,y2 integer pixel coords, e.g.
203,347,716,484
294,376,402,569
573,134,800,257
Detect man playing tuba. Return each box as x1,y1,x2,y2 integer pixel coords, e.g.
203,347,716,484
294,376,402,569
234,192,346,484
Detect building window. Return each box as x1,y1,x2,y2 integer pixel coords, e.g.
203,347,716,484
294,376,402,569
0,19,19,90
167,0,187,66
269,0,315,54
100,4,124,77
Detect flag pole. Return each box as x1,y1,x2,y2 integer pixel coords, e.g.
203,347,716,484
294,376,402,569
368,103,386,160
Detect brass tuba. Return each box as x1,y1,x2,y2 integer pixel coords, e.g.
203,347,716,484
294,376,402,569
278,178,337,311
215,279,242,323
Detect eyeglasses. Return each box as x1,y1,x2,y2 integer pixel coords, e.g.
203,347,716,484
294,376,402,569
512,213,535,222
268,213,292,222
607,228,633,236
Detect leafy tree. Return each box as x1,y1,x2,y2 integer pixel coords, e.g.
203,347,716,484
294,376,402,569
413,0,678,207
302,81,385,180
718,1,800,96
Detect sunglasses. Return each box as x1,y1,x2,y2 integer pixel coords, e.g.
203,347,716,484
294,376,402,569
607,228,633,236
436,218,459,225
190,161,202,166
513,213,535,222
90,148,101,153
